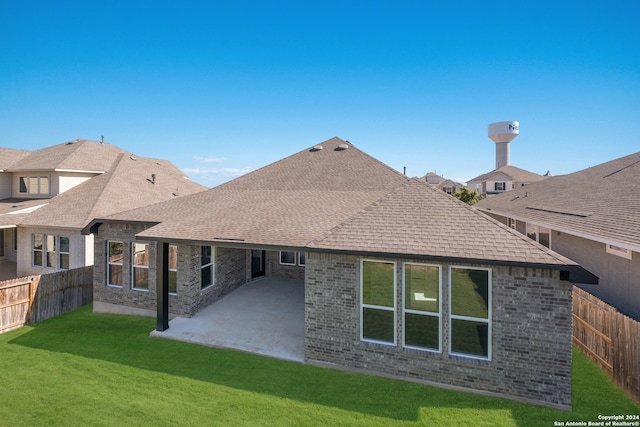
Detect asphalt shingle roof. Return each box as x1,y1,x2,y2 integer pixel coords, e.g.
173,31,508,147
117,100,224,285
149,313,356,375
0,148,31,171
20,153,206,229
309,178,579,267
107,137,408,245
468,165,545,184
8,139,124,172
96,137,588,275
476,151,640,250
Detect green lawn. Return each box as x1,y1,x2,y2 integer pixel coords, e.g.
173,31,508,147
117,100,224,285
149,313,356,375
0,305,637,426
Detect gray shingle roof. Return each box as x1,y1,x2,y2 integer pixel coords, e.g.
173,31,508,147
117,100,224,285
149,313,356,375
468,165,545,184
308,178,580,267
476,151,640,250
94,137,590,277
0,148,31,171
20,153,206,229
8,139,124,172
104,137,408,246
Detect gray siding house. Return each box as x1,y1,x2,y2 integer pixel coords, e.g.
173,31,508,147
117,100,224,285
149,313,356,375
85,137,596,410
477,151,640,320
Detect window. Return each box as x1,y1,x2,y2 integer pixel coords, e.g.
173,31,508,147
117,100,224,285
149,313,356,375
107,241,123,287
279,251,296,265
361,260,396,345
132,243,150,290
19,176,49,195
526,223,551,248
494,182,505,191
45,235,57,268
508,218,516,229
280,251,306,266
33,233,69,270
403,263,441,351
450,267,491,359
59,237,70,270
606,244,632,260
33,234,43,266
201,246,214,289
169,245,178,294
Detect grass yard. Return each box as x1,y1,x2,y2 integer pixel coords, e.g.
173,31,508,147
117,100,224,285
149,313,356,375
0,305,637,426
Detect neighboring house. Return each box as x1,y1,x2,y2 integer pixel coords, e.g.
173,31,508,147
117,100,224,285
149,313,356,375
0,139,206,278
467,165,546,196
477,151,640,320
423,172,463,195
85,137,595,410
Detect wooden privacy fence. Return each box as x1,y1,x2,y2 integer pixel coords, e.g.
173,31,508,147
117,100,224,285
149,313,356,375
573,286,640,404
0,266,93,333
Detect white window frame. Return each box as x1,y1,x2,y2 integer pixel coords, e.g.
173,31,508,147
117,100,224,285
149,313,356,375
201,246,214,290
360,259,397,346
279,251,297,266
45,235,57,268
298,252,306,266
32,233,69,270
526,223,551,248
19,175,50,195
107,240,124,288
59,236,70,270
168,244,178,295
402,262,442,353
131,242,150,291
449,266,492,361
606,244,632,260
33,233,43,267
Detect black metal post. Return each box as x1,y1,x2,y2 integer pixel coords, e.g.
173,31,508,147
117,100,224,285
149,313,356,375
156,241,169,331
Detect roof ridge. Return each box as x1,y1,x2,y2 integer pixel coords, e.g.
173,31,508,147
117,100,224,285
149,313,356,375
305,177,411,246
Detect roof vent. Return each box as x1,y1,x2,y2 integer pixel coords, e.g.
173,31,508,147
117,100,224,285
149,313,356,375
336,143,349,151
311,145,323,152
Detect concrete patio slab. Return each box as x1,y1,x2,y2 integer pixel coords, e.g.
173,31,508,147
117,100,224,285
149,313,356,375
151,277,305,362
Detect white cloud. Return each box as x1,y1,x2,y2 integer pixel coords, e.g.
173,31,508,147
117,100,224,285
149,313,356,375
182,166,254,187
192,156,228,163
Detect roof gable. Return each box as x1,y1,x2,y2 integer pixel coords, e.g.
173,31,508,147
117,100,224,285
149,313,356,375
469,165,544,184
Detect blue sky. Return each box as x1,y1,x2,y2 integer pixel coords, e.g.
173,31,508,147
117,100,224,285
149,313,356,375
1,1,639,187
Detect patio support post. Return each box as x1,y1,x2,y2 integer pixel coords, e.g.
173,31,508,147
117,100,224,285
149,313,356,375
156,241,169,331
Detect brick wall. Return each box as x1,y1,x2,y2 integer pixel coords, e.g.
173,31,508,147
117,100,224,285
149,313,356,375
304,252,573,409
267,250,305,280
93,223,249,317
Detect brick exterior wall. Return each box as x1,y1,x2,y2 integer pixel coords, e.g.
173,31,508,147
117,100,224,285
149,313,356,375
267,250,305,280
304,252,573,409
93,223,249,317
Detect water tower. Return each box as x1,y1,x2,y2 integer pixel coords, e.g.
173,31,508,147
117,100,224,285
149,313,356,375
488,121,519,169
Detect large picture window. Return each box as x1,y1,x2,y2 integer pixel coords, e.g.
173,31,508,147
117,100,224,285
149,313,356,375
201,246,214,289
132,243,150,290
361,260,396,345
403,263,441,351
107,241,123,287
449,267,491,359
